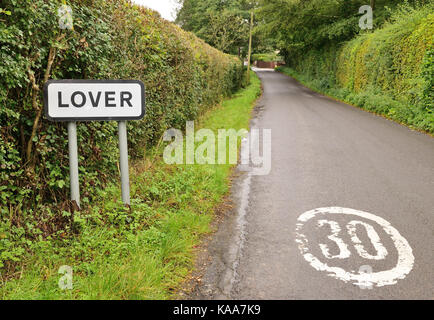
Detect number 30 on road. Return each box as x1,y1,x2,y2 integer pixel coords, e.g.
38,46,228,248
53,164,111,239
295,207,414,288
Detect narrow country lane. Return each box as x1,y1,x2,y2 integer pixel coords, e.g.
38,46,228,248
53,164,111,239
191,69,434,300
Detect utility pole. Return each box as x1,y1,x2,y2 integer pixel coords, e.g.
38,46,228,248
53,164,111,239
370,0,375,31
246,11,253,84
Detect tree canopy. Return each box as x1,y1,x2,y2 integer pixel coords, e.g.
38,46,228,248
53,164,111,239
256,0,424,62
176,0,429,60
175,0,257,55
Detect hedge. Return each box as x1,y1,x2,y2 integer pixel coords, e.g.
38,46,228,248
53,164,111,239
251,52,283,63
284,4,433,133
0,0,243,266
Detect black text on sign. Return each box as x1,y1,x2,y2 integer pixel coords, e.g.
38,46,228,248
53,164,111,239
44,80,145,121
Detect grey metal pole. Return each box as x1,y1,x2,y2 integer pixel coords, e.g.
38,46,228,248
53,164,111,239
67,121,80,209
246,11,254,84
118,121,130,206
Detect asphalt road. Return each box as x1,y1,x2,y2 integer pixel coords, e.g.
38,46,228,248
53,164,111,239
190,69,434,300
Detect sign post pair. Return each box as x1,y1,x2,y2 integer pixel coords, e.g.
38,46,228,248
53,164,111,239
44,80,146,209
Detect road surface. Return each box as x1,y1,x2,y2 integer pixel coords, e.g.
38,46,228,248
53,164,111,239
190,69,434,300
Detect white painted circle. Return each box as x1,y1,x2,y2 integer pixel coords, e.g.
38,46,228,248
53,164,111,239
295,207,414,287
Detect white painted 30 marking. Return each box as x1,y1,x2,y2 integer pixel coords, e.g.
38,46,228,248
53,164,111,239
295,207,414,288
346,220,388,260
317,219,351,259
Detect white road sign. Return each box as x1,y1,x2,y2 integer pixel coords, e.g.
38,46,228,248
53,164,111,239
44,80,145,121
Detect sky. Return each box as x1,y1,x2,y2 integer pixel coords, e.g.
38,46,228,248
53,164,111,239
131,0,181,21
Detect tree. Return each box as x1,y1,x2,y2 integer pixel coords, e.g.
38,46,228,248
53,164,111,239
207,10,249,53
176,0,256,55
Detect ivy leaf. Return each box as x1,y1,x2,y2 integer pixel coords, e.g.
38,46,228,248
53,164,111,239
0,8,11,15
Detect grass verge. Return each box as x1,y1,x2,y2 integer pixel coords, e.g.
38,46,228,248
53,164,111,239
277,66,434,135
0,72,261,300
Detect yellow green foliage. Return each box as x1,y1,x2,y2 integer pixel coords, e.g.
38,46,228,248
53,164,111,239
337,11,433,102
283,3,433,133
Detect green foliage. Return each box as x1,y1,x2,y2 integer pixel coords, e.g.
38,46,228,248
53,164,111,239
176,0,256,55
421,49,434,110
0,8,12,15
257,0,420,61
0,0,243,271
251,52,283,62
275,1,433,133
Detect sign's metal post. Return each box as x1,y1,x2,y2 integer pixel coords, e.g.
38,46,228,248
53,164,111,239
67,121,80,209
118,120,130,206
44,80,145,209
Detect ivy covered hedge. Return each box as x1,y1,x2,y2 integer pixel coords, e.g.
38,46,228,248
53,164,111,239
0,0,243,267
282,4,433,133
